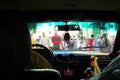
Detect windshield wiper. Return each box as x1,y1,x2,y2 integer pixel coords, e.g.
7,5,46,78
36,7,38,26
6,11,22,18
82,46,106,48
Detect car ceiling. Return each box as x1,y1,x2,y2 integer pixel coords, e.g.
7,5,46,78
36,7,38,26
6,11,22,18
1,0,120,12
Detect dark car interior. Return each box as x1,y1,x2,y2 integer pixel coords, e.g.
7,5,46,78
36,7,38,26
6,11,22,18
1,0,120,80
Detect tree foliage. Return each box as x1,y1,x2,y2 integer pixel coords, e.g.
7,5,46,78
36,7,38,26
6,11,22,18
28,23,37,31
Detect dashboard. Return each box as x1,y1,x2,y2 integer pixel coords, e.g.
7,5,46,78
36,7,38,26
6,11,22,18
53,50,110,65
53,50,111,80
32,47,111,80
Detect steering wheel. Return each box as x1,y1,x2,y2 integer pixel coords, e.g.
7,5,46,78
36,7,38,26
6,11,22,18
31,44,54,66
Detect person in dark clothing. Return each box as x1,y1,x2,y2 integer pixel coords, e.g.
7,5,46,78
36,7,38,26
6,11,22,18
64,32,70,41
64,31,70,50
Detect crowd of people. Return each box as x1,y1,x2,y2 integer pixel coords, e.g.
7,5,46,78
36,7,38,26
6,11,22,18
31,30,115,53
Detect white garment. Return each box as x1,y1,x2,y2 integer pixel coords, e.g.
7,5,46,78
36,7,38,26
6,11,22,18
41,37,50,48
77,39,86,50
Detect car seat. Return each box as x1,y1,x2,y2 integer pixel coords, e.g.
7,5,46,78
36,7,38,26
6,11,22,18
108,69,120,80
0,11,61,80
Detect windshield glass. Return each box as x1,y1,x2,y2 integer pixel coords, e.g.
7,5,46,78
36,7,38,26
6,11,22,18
28,21,118,54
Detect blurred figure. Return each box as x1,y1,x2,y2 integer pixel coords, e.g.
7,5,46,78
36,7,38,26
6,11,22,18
70,38,74,50
80,36,87,50
41,32,51,48
63,31,70,50
73,36,87,50
52,32,64,50
110,35,115,51
93,34,102,51
100,33,112,53
31,34,36,45
36,35,41,44
88,34,94,50
31,34,37,48
73,36,81,50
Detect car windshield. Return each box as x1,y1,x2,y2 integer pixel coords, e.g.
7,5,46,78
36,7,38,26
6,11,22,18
28,21,118,55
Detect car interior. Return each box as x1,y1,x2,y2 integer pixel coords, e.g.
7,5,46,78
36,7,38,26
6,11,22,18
1,0,120,80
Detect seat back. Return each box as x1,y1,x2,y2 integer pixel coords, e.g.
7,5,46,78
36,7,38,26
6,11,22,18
108,69,120,80
0,10,61,80
24,69,61,80
0,11,31,78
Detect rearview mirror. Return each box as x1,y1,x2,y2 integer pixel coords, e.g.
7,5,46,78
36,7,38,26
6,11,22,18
57,25,80,31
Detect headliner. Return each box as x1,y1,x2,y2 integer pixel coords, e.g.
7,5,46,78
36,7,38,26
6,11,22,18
0,0,120,12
